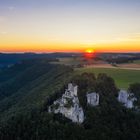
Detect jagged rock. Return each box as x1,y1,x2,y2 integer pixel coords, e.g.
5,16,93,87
118,90,137,108
49,84,138,124
68,83,78,96
49,83,84,123
86,92,99,106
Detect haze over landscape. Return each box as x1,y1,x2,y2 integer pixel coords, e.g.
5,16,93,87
0,0,140,53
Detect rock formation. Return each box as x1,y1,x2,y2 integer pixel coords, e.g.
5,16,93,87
118,90,137,109
86,92,99,106
48,83,84,123
48,83,138,124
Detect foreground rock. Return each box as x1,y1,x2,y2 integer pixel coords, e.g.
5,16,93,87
48,83,84,123
49,83,100,123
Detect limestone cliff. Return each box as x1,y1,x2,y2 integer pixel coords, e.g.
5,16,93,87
48,83,84,123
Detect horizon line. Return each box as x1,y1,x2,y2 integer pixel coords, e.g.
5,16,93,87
0,51,140,54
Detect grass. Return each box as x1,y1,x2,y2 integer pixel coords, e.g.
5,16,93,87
75,67,140,89
133,60,140,64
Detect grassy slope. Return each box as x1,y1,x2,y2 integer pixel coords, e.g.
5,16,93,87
75,67,140,89
0,61,73,122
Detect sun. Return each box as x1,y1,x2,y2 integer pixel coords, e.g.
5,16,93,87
85,49,95,53
84,48,95,59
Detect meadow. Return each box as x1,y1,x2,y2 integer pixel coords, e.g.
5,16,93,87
75,67,140,89
133,60,140,64
54,57,140,89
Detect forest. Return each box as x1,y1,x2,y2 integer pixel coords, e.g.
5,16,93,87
0,59,140,140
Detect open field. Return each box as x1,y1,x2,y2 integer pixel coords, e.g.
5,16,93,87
86,63,140,70
52,57,140,70
133,60,140,64
75,67,140,89
51,57,140,89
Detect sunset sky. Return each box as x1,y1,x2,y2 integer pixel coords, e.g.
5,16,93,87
0,0,140,53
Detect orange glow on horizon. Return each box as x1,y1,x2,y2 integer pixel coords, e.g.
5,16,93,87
0,32,140,53
0,42,140,53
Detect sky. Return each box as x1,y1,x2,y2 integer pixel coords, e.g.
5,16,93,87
0,0,140,53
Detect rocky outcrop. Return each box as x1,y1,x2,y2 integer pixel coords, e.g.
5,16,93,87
49,83,139,124
86,92,99,106
48,83,84,123
118,90,137,109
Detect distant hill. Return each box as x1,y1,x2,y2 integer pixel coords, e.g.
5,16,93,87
0,53,82,68
0,52,139,68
